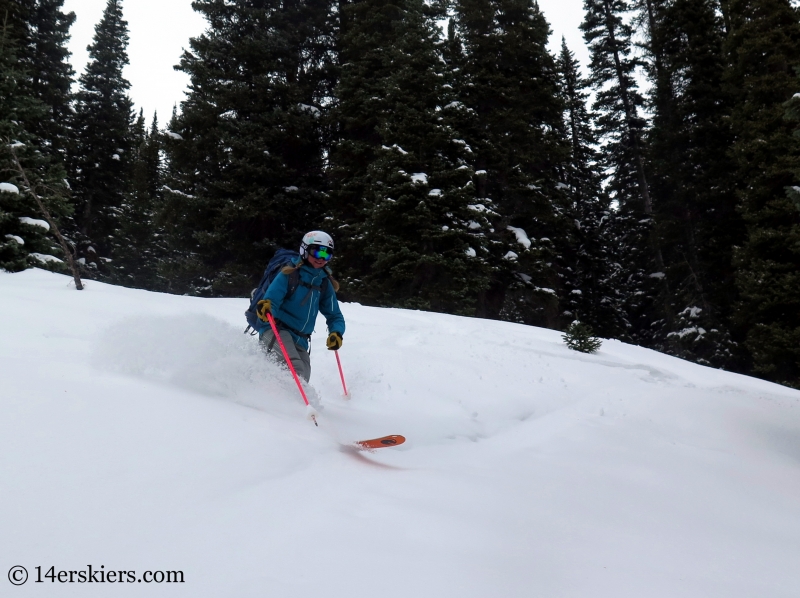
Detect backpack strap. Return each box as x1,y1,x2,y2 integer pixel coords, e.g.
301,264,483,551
285,264,329,304
284,268,301,300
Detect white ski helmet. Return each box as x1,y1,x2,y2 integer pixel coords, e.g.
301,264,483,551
300,230,334,259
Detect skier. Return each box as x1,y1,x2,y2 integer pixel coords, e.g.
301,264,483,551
255,231,345,382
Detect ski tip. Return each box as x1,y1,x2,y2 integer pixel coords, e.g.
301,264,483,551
354,435,406,450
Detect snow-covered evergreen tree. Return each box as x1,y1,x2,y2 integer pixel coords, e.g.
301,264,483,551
725,0,800,387
0,2,73,273
70,0,134,269
110,111,165,289
556,38,623,338
160,0,335,296
642,0,740,368
13,0,75,162
581,0,666,344
451,0,571,327
328,0,490,314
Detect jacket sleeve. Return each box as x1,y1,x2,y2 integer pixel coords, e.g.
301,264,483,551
264,271,289,313
319,280,345,336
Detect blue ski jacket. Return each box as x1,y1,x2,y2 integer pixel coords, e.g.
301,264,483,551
260,260,345,351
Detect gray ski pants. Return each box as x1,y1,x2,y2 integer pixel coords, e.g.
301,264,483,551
259,328,311,382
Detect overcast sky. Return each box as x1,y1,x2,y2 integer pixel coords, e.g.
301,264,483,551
63,0,590,128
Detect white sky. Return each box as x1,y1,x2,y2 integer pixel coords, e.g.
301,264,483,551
63,0,589,128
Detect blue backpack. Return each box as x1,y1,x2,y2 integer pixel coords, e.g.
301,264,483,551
244,248,330,335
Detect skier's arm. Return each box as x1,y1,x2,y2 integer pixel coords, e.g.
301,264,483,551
319,281,345,337
264,272,290,314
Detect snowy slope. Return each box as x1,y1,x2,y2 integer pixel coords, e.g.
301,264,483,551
2,269,799,598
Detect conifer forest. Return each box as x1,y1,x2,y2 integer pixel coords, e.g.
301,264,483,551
2,0,799,388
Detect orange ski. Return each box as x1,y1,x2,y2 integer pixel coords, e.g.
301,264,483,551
354,435,406,450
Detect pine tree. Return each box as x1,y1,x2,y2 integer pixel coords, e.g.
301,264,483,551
583,0,651,217
641,0,740,368
556,38,623,337
328,0,490,314
725,0,800,387
70,0,133,269
160,0,335,296
582,0,666,344
562,320,603,353
110,111,164,288
13,0,75,161
451,0,571,326
0,2,73,273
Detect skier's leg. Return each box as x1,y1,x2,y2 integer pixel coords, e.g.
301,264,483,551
294,343,311,382
260,329,311,382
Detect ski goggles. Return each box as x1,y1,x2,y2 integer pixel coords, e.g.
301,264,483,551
309,244,333,261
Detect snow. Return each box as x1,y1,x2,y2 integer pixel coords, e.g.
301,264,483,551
428,188,442,197
2,269,800,598
284,186,299,192
297,103,321,117
556,182,570,190
164,131,184,140
681,306,703,319
112,153,120,161
9,141,24,149
667,326,707,340
507,225,532,249
411,173,428,185
451,139,473,153
161,185,194,199
649,272,666,279
29,253,63,264
381,144,408,155
0,182,20,194
467,203,498,216
465,247,477,257
504,250,518,261
4,234,24,245
18,216,49,231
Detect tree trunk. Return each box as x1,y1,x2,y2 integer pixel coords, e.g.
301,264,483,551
10,147,84,290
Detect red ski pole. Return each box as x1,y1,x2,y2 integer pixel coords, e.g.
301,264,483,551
335,350,349,398
266,312,318,426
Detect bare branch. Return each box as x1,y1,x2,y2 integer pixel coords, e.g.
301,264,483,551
7,143,84,290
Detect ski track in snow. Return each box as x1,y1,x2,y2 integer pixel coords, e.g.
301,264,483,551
2,269,800,598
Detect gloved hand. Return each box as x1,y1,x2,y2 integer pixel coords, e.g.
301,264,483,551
326,331,343,351
256,299,272,322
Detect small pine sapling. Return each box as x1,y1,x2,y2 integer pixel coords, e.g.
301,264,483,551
563,320,602,353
